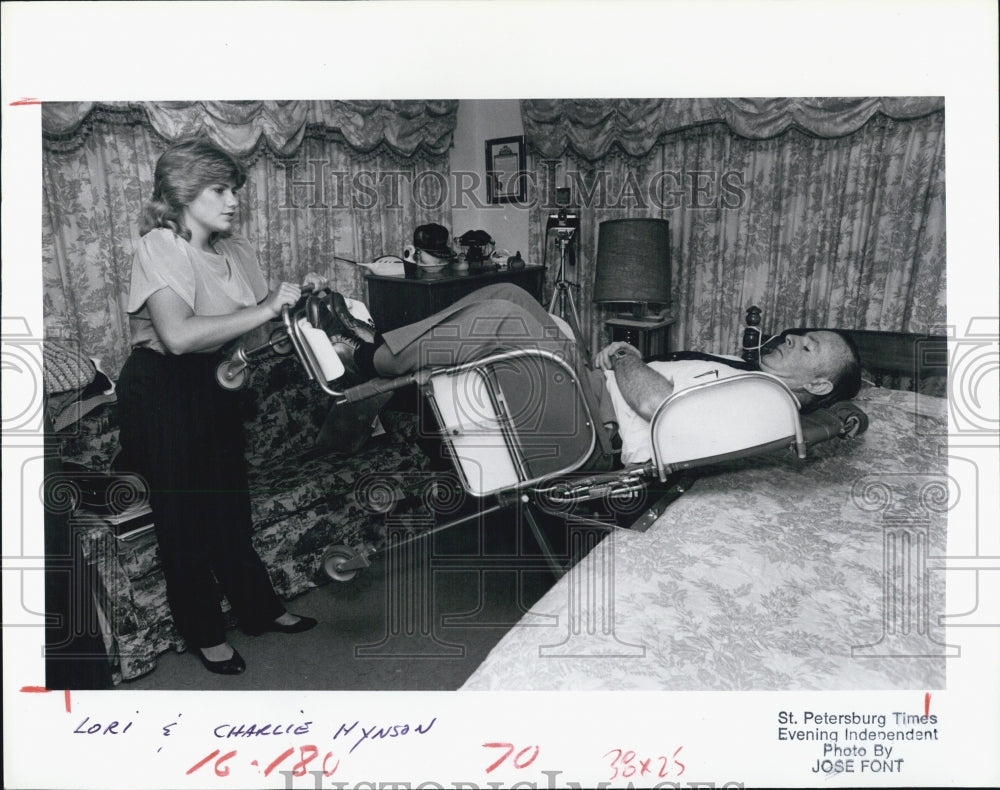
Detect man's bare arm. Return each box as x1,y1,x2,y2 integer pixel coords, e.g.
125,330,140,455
596,342,674,421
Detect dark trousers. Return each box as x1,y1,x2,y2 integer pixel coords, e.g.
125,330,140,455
374,283,616,465
116,349,284,648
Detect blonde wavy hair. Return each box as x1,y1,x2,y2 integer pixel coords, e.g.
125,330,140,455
140,137,246,241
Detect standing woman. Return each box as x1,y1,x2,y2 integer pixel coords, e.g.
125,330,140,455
117,138,316,676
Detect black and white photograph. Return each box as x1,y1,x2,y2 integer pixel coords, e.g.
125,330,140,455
3,2,998,789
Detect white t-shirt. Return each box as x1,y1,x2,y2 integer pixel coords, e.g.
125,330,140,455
127,229,269,354
604,358,746,464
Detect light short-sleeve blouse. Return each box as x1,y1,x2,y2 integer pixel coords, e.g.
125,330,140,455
127,228,269,354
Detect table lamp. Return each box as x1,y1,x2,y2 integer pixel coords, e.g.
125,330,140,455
592,218,671,320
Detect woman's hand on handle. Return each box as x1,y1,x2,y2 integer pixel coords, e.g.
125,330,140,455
148,285,287,356
301,272,330,292
265,281,303,318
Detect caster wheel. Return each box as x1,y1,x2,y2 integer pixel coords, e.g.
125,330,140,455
270,327,293,356
215,360,248,390
322,545,359,582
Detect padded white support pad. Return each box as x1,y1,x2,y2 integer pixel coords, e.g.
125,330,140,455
651,372,802,470
296,317,346,382
429,369,520,496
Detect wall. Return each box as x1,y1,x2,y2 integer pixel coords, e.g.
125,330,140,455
449,100,530,260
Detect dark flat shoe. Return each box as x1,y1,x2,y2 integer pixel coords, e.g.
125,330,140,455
198,647,246,675
328,292,377,345
243,615,318,636
307,293,343,335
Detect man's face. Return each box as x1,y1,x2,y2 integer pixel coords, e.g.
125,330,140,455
758,330,851,398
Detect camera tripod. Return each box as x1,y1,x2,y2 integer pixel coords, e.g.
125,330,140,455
548,229,590,359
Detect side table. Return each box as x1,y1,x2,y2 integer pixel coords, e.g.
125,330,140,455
604,316,676,359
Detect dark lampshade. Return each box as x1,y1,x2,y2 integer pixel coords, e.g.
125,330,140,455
592,218,671,307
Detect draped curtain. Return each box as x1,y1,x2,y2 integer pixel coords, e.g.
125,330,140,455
42,100,458,376
522,98,946,356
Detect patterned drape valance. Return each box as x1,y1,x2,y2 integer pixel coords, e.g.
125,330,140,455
42,100,459,159
522,97,945,160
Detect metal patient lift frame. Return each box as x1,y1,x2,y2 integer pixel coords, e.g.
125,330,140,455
287,303,604,578
221,296,869,582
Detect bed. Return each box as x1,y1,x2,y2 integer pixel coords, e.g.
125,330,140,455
459,330,951,691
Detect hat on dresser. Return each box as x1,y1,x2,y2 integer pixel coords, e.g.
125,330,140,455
412,223,457,259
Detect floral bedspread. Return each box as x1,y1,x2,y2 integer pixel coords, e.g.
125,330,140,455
461,386,950,691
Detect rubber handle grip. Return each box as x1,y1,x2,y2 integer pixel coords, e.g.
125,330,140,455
342,375,411,403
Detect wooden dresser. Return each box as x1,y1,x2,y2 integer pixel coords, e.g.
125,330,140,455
365,264,545,332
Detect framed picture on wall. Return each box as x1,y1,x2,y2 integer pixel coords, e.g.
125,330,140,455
485,135,527,204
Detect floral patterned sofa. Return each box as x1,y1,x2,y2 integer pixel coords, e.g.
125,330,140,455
56,351,430,684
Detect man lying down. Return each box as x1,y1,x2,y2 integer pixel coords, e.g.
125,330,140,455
311,283,862,467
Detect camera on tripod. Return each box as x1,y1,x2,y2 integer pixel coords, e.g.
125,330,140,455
546,186,579,242
544,186,588,356
546,208,579,241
